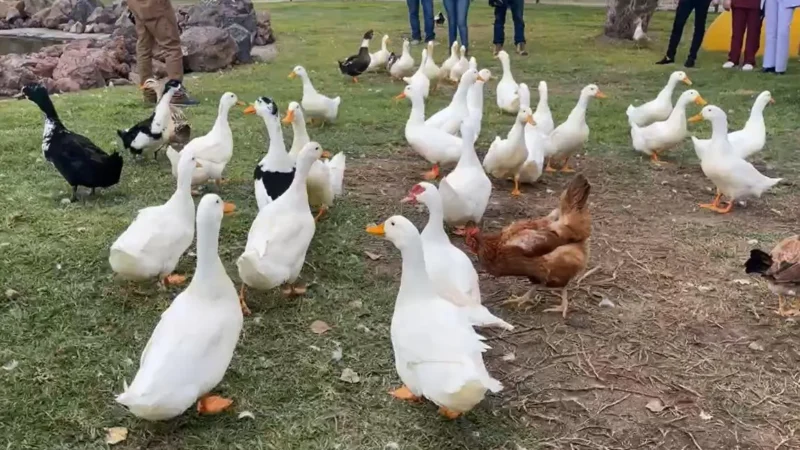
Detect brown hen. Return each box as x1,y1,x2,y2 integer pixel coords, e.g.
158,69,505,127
745,235,800,316
464,174,591,317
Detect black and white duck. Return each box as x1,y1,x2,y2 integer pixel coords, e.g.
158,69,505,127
117,79,183,160
19,83,123,202
337,30,374,83
142,78,191,146
244,97,296,210
435,12,446,26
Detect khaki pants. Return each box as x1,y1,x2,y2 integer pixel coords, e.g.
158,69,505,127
130,2,183,81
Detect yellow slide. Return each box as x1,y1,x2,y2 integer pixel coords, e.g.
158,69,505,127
702,10,800,56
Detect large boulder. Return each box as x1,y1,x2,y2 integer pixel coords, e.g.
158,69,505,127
86,5,117,25
185,0,256,41
22,0,51,15
254,10,273,45
68,0,100,23
53,40,128,89
0,53,39,96
225,23,251,64
180,26,236,72
33,0,100,29
0,1,12,18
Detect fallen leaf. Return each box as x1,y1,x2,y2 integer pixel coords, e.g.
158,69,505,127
105,427,128,445
238,411,255,420
696,285,715,293
699,410,713,421
645,398,665,413
310,320,331,335
598,298,615,308
340,368,360,384
364,251,382,261
5,288,19,300
2,360,18,371
748,341,764,351
308,345,321,351
747,239,759,245
331,343,343,362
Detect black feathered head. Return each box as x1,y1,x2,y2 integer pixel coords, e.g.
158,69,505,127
162,79,183,95
363,30,374,40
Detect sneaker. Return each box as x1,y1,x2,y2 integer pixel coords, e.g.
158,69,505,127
684,58,695,68
515,42,528,56
655,56,674,65
493,43,503,56
722,61,735,69
171,87,200,106
762,67,775,73
742,63,754,71
410,39,421,45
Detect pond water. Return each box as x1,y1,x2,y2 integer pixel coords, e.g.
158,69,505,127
0,36,64,56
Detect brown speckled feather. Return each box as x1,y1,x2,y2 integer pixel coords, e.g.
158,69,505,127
770,235,800,283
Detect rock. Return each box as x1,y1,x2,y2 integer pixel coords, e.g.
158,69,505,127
0,53,39,96
7,7,22,21
54,42,128,89
23,0,52,15
185,0,257,39
83,22,93,32
225,23,251,64
68,20,83,33
68,0,100,23
180,26,236,72
31,55,59,77
35,4,67,28
108,77,131,86
86,5,116,24
250,44,277,63
255,10,274,45
54,76,80,92
92,22,110,33
56,21,69,31
0,2,12,18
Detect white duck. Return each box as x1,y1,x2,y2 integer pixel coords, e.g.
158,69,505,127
626,71,692,127
397,84,462,180
495,50,520,113
389,39,415,79
237,142,322,309
426,68,482,135
366,216,503,419
483,106,535,184
532,81,555,135
368,34,391,71
404,48,431,99
631,89,706,163
516,82,553,191
109,149,210,287
245,97,295,210
180,92,240,187
116,194,243,421
688,105,782,214
465,68,491,143
422,40,441,83
166,146,211,188
544,84,606,173
289,66,341,124
448,45,469,83
283,101,310,158
439,42,460,79
401,182,512,330
692,91,774,159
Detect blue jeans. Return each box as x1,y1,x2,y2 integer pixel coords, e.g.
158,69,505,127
493,0,525,45
407,0,435,42
442,0,470,50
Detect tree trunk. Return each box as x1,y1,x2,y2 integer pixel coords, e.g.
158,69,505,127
604,0,660,40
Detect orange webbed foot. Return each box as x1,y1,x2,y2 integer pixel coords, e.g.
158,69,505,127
389,386,421,402
422,164,440,180
164,274,186,286
196,395,233,415
238,284,251,316
438,406,462,419
314,205,328,222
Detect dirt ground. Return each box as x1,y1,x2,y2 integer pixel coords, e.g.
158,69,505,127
349,147,800,450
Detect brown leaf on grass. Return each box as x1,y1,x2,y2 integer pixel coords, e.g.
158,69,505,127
645,398,665,413
310,320,332,334
340,368,360,383
105,427,128,445
364,251,383,261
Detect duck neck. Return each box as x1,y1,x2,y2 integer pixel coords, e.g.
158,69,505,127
193,216,223,283
264,116,288,156
300,74,316,93
709,116,729,148
500,58,514,82
748,98,767,122
212,103,232,136
175,162,195,195
668,97,691,123
397,236,436,304
381,38,388,52
421,195,449,241
34,95,62,127
508,119,525,142
658,77,680,100
285,159,312,204
456,135,482,169
536,88,550,114
290,116,310,157
407,96,426,125
568,93,590,123
469,82,485,110
452,80,471,105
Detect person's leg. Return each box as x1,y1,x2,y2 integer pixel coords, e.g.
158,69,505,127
456,0,469,51
763,0,778,70
132,13,157,103
443,0,457,47
406,0,421,42
728,6,747,65
510,0,526,52
775,6,795,72
493,3,507,49
686,0,713,65
150,4,199,105
658,0,695,63
743,8,763,66
421,0,435,42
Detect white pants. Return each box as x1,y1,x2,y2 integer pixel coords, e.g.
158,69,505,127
763,0,796,72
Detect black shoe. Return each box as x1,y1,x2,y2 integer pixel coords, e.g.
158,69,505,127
684,58,695,68
655,56,674,65
171,87,200,106
762,67,776,73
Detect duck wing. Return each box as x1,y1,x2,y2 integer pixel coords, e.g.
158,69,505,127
49,129,123,187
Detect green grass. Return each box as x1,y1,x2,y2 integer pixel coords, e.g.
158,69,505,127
1,2,799,449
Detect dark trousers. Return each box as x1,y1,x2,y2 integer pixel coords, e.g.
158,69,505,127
443,0,470,49
729,6,763,65
665,0,714,60
406,0,435,42
493,0,526,45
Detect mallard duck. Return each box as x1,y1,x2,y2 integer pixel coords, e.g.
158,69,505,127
368,34,391,72
692,91,774,159
180,92,242,188
401,182,511,330
421,41,441,84
689,105,781,214
532,81,554,135
631,89,706,163
389,39,415,79
237,142,323,311
338,30,374,82
289,66,341,124
117,80,188,159
244,97,295,210
544,84,606,173
746,235,800,316
465,68,491,143
495,50,519,113
116,194,242,421
396,84,462,180
426,68,482,135
439,42,459,79
404,48,431,99
20,83,123,202
109,150,207,287
448,45,469,83
483,106,535,189
366,216,503,419
626,71,692,127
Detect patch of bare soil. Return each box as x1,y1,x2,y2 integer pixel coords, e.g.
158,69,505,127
348,149,800,450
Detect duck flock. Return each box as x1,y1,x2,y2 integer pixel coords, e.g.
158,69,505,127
13,29,800,424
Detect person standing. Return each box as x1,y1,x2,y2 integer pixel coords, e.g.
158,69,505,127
655,0,714,67
443,0,471,52
127,0,198,105
406,0,435,44
492,0,528,56
723,0,763,70
762,0,799,73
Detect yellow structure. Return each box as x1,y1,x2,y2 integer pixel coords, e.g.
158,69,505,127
702,10,800,57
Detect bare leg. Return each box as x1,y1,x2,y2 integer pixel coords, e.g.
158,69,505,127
544,157,557,173
511,173,521,196
239,284,251,316
314,205,328,222
502,286,538,307
560,156,576,173
543,287,569,318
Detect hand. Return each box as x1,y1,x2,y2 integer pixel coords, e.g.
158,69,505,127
723,0,731,10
